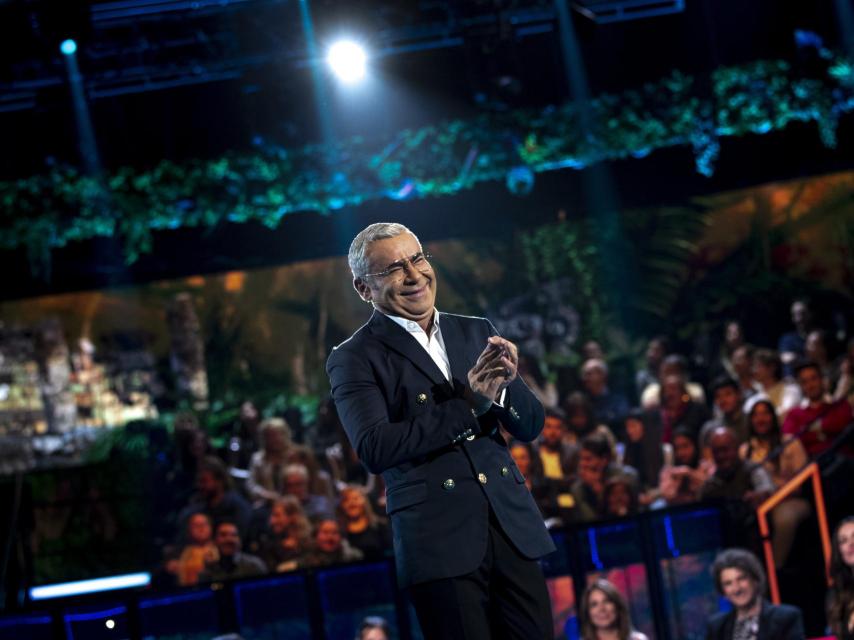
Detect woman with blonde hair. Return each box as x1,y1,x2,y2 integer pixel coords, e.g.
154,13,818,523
246,417,294,504
579,579,648,640
252,496,311,573
337,485,390,559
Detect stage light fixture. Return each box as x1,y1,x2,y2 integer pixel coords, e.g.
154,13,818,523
60,39,78,56
327,40,367,83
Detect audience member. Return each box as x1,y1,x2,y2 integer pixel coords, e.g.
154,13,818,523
582,358,630,429
288,445,336,501
701,376,749,445
783,360,853,457
730,344,760,401
355,616,391,640
563,392,617,454
751,349,801,419
179,456,252,536
706,548,804,639
649,374,709,444
828,516,854,640
579,578,649,640
740,400,810,567
246,418,295,505
533,410,577,505
805,330,836,394
337,486,390,559
570,434,638,522
657,427,713,507
602,474,640,519
300,519,364,568
166,512,218,587
635,336,668,399
283,463,335,520
198,521,267,582
518,353,559,410
701,427,774,508
717,321,746,380
251,496,310,573
641,354,706,409
229,400,263,469
510,440,567,524
833,338,854,404
621,410,664,501
778,299,813,371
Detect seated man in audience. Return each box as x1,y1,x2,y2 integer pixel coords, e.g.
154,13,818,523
706,548,804,640
636,336,668,399
649,374,709,444
778,298,813,375
730,344,761,401
283,463,335,521
783,359,853,457
178,456,252,537
198,520,267,582
700,376,749,445
641,354,706,409
581,358,630,429
701,427,774,508
532,410,577,510
571,434,637,522
299,518,364,568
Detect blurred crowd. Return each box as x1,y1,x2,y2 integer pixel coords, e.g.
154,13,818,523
153,297,853,632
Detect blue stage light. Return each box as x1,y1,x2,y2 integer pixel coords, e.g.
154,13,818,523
29,572,150,600
60,39,77,56
327,40,367,84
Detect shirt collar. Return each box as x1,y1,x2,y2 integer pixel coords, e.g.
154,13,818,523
382,308,440,337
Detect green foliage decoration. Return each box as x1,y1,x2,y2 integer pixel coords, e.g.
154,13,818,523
0,53,851,263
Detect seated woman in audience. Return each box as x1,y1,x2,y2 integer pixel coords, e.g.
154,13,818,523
166,512,218,586
299,518,364,568
706,548,804,639
657,427,712,507
564,391,617,455
337,486,390,559
602,474,640,519
246,417,295,505
621,410,665,505
251,496,310,573
740,399,810,568
751,348,801,419
288,444,336,501
828,516,854,640
579,578,648,640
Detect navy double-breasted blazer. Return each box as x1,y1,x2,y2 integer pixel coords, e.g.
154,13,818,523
326,311,555,587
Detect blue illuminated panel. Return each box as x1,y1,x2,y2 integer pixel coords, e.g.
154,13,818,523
0,613,53,640
64,605,128,640
235,574,311,640
138,590,219,639
317,562,398,640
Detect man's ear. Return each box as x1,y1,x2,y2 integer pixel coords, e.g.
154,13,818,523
353,278,372,303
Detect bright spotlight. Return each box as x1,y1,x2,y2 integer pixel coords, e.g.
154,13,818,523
327,40,367,83
105,619,115,630
60,39,77,56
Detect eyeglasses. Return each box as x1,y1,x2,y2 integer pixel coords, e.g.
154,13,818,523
361,252,433,280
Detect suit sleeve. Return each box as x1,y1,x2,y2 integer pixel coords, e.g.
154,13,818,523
778,605,805,640
327,345,481,475
484,320,545,443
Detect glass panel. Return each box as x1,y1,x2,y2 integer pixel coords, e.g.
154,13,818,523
317,562,398,640
63,605,128,640
0,613,53,640
235,574,312,640
138,590,219,640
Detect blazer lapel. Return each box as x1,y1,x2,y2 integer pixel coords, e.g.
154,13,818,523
439,313,473,387
368,311,447,385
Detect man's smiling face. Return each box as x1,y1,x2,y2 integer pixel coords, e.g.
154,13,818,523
354,232,436,327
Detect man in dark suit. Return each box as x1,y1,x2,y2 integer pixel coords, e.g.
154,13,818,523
327,223,555,640
706,548,805,640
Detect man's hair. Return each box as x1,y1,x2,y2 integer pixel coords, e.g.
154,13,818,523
711,548,766,596
581,358,608,376
284,463,309,480
793,358,821,378
214,519,239,535
199,456,232,489
710,375,739,395
580,432,611,459
753,348,782,380
348,222,418,278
